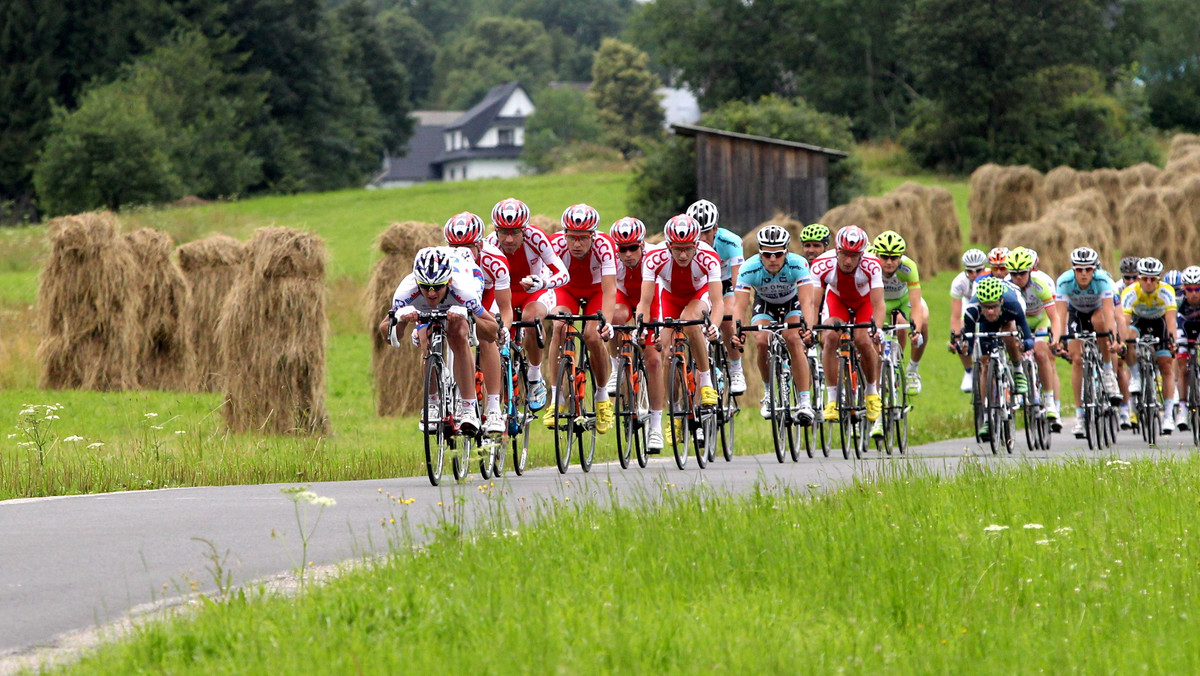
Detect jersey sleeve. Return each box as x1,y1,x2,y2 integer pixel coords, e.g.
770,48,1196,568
720,230,744,267
1121,285,1136,315
703,251,722,284
530,227,570,289
597,235,617,276
484,247,510,291
902,257,921,289
1054,271,1073,303
735,255,762,292
865,256,884,289
391,275,419,310
1161,284,1177,311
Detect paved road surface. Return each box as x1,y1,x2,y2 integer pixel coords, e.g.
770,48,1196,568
2,427,1195,666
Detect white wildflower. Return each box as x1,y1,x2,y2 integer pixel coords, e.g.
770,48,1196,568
311,496,336,507
174,430,186,435
984,524,1010,532
87,442,105,449
144,413,158,418
1054,526,1074,535
1024,523,1044,530
1035,539,1054,545
64,435,84,442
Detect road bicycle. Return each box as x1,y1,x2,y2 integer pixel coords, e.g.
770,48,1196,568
611,321,650,469
499,318,544,476
544,312,606,474
1018,345,1052,451
876,322,911,456
642,314,719,470
1063,330,1118,450
963,329,1019,455
1128,333,1165,445
1181,338,1200,446
806,341,831,458
709,314,738,463
813,321,874,460
737,320,801,462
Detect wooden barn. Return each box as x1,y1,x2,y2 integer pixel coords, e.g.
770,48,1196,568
672,124,849,233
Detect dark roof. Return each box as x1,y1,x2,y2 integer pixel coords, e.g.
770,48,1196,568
671,123,850,159
434,145,523,164
447,82,525,147
369,124,447,184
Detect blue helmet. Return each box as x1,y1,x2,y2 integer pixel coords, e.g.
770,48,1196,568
1164,269,1184,291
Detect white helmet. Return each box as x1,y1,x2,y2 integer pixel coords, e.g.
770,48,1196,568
1137,257,1164,278
685,199,719,232
1070,247,1099,267
1182,266,1200,285
961,249,987,269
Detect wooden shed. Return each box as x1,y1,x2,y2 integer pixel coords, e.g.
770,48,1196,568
672,124,849,233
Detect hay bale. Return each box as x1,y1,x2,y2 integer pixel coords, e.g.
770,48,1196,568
968,163,1001,243
1000,189,1115,274
367,222,442,416
1118,187,1176,270
530,214,560,235
1160,186,1198,271
1170,134,1200,162
1158,148,1200,187
1119,163,1161,192
893,182,961,273
123,228,194,390
819,204,852,230
1044,166,1081,202
36,211,141,391
178,234,246,392
1087,168,1123,225
970,165,1046,245
218,227,329,435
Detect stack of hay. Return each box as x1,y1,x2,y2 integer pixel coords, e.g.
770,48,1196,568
366,222,442,416
218,227,329,435
968,165,1047,246
123,228,194,391
178,234,247,392
530,214,560,235
818,181,959,274
36,211,141,391
1000,189,1116,274
1114,134,1200,270
1044,164,1160,227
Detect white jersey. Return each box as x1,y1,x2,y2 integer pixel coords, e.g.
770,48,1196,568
392,246,486,316
484,225,568,292
807,250,883,302
641,241,721,298
550,231,617,290
950,271,976,301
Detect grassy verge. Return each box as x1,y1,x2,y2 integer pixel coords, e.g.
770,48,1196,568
50,456,1200,674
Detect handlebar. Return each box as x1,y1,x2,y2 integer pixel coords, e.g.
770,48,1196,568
545,312,607,328
511,318,545,348
812,321,875,332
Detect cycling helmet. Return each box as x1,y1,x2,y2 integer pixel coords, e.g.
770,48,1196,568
685,199,719,232
835,225,869,253
961,249,987,269
1119,256,1141,276
664,214,701,244
800,223,831,245
1026,248,1039,267
756,224,791,249
443,211,485,245
561,203,600,233
1070,247,1099,267
413,247,453,286
491,198,530,229
873,230,906,256
1182,266,1200,285
988,247,1010,267
1007,249,1035,272
976,276,1006,304
1164,269,1183,289
1136,257,1164,278
609,217,646,244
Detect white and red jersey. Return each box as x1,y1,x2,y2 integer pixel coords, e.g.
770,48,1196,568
467,241,510,291
641,241,722,299
484,225,568,290
807,250,884,303
616,243,661,295
550,231,617,292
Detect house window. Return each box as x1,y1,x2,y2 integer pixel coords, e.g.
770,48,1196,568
498,128,515,146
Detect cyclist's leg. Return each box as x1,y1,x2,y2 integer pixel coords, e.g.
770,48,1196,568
911,297,930,366
784,313,810,392
681,295,712,374
750,298,777,383
522,292,553,374
821,290,849,401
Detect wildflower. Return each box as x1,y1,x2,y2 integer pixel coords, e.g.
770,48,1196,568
64,435,84,442
144,413,159,418
1036,539,1053,545
44,415,59,420
1024,523,1044,530
87,442,104,449
311,496,336,508
983,524,1009,532
174,430,186,435
6,434,16,439
1054,526,1073,535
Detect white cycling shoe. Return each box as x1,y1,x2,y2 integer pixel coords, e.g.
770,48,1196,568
483,410,505,435
647,429,664,453
730,370,747,395
605,370,619,396
960,372,972,393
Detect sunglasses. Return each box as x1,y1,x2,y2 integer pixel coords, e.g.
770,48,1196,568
1074,267,1095,273
879,255,901,261
1138,275,1160,281
617,244,641,253
1185,286,1200,293
965,267,985,274
417,283,447,292
669,245,696,253
1010,270,1029,276
761,251,787,259
1123,275,1137,281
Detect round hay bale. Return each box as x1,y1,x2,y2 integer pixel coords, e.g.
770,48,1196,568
1160,186,1197,271
991,166,1047,236
1157,148,1200,187
36,211,141,391
1118,187,1175,269
1000,188,1115,275
1044,166,1081,202
1000,220,1068,276
892,182,959,273
818,204,852,230
1087,168,1123,225
123,228,194,391
646,232,665,245
367,222,442,417
1119,163,1161,192
218,227,330,435
1170,134,1200,162
178,234,246,392
968,163,1002,243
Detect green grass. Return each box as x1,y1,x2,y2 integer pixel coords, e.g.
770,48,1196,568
51,456,1200,674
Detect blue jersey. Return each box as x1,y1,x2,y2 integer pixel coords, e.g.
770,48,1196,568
1055,269,1115,313
710,228,745,281
963,287,1034,352
735,252,811,304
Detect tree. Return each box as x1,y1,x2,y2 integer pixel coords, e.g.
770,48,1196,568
377,8,438,107
334,0,414,154
1141,0,1200,130
589,39,664,157
626,136,696,233
520,87,605,172
433,17,554,108
34,87,179,215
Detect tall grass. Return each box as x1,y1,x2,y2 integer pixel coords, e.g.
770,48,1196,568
53,456,1200,674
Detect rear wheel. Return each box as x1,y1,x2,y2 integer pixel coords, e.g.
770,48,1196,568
511,359,531,476
715,346,736,462
634,357,650,469
812,361,830,457
769,353,788,463
422,356,447,487
576,351,598,473
614,356,634,470
1189,367,1200,447
451,433,472,482
876,361,895,455
972,361,987,444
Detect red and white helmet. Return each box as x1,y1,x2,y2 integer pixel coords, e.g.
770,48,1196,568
609,217,646,244
491,198,529,229
561,203,600,233
988,246,1010,267
664,214,701,244
443,211,484,245
835,225,868,253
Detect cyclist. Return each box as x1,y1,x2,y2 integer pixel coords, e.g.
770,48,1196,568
730,224,816,423
950,249,988,392
1113,256,1140,427
544,204,617,433
1120,256,1178,433
484,198,569,411
687,199,745,395
1053,246,1122,438
799,223,831,263
385,246,500,433
986,247,1011,281
873,230,928,396
1005,247,1062,429
961,276,1035,440
444,212,512,434
1115,257,1140,296
605,217,666,451
808,225,885,424
636,214,723,445
1174,266,1200,431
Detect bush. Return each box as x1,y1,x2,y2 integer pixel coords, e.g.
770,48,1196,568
626,136,697,230
520,87,606,173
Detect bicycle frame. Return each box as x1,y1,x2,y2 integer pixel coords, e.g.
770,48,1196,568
813,321,874,460
963,329,1020,454
545,312,606,473
642,314,712,470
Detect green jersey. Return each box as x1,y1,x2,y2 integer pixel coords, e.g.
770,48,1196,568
882,255,921,312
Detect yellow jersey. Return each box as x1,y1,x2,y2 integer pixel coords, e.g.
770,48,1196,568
1121,282,1176,319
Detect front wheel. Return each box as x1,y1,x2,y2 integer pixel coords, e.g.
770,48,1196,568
510,358,531,476
422,356,447,487
769,356,787,463
876,361,895,455
667,357,690,470
614,356,635,470
554,355,577,474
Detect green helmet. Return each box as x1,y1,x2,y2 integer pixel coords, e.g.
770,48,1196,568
1007,249,1034,272
872,230,906,256
976,277,1006,304
800,223,831,245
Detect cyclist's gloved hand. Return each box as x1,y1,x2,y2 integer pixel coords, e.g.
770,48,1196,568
410,328,420,347
525,275,545,292
396,306,418,323
911,330,924,348
703,323,719,341
448,305,469,319
388,324,402,348
1023,337,1035,353
598,322,614,341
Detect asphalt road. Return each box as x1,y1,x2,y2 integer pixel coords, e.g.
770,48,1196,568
2,424,1196,666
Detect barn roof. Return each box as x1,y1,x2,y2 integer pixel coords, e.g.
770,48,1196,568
671,123,849,159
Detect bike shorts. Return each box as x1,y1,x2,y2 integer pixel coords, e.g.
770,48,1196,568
1027,311,1052,336
1178,321,1200,358
1067,306,1098,335
512,288,558,318
885,297,928,327
1132,316,1172,358
616,288,660,325
553,286,605,316
822,290,873,325
752,294,803,324
660,287,711,321
722,279,734,297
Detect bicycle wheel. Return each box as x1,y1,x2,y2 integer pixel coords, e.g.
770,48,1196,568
511,357,531,476
707,342,726,464
614,355,635,470
452,432,472,482
1022,363,1037,452
837,356,853,459
422,355,447,486
667,356,690,470
713,344,736,462
1142,363,1158,446
812,360,830,457
877,360,895,455
634,356,650,469
1190,370,1200,447
894,362,909,455
554,354,576,474
694,405,714,469
972,362,987,444
785,372,801,462
1002,373,1016,454
576,351,598,473
769,353,788,463
850,356,868,459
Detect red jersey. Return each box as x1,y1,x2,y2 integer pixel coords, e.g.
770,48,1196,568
641,241,721,299
807,250,884,303
549,231,617,292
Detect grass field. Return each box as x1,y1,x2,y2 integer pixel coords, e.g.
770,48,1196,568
49,456,1200,674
